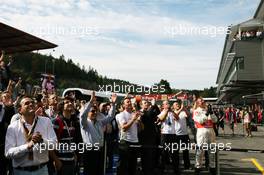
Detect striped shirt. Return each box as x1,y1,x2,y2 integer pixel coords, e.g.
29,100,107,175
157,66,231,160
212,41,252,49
53,115,80,161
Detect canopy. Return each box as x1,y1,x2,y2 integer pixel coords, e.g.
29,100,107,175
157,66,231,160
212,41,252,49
0,22,57,54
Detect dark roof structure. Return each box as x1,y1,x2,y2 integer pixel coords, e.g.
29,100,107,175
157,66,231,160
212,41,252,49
0,22,57,54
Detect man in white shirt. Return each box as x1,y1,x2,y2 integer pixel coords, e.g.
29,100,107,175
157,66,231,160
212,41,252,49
5,97,57,175
173,100,191,170
158,100,180,174
116,97,141,175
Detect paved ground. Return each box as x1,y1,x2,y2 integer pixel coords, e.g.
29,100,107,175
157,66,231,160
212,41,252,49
183,123,264,175
216,123,264,175
107,123,264,175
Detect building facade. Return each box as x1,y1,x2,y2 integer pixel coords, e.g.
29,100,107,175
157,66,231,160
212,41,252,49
216,0,264,104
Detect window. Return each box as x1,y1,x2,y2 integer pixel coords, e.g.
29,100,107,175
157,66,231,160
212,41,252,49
236,57,244,70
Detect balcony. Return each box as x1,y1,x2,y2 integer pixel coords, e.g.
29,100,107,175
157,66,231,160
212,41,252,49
231,18,264,42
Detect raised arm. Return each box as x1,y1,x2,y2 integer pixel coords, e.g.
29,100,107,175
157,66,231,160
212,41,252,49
172,110,179,121
6,80,15,94
119,112,140,132
101,93,117,125
79,91,95,128
7,55,13,67
0,50,4,62
158,109,169,122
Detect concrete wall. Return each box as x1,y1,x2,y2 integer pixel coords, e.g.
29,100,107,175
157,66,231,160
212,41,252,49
235,40,264,80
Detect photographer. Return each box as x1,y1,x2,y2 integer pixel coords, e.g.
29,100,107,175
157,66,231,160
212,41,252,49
5,96,57,175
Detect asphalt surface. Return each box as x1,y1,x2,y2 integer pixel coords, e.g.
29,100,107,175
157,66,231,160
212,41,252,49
181,123,264,175
106,123,264,175
216,123,264,175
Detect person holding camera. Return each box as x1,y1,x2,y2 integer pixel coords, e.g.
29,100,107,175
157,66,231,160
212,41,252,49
5,96,57,175
193,98,218,175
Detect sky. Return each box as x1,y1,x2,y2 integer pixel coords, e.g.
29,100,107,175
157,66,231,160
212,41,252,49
0,0,261,89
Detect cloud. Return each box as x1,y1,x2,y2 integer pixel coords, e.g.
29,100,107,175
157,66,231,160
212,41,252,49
0,0,259,89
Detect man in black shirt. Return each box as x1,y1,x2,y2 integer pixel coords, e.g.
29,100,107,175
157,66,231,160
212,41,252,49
139,99,160,175
0,91,16,175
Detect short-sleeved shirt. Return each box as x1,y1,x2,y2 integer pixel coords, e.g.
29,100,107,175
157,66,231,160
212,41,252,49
158,110,176,134
116,111,138,143
174,111,188,135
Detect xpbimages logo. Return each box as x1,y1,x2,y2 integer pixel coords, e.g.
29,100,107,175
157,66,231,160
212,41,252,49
35,141,100,154
163,141,232,154
98,82,166,95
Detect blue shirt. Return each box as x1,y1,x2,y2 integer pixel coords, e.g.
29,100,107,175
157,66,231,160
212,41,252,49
79,102,115,147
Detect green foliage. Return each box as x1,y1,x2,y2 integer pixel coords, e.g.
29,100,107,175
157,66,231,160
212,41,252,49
11,52,132,90
10,52,216,96
155,79,172,94
200,86,217,97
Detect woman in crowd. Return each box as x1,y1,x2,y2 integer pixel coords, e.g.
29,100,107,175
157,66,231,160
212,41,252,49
242,107,252,137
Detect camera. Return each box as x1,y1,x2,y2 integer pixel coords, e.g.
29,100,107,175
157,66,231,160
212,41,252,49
206,104,213,116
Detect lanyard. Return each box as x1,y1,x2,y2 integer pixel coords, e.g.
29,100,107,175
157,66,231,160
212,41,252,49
21,116,38,160
62,119,72,138
21,116,38,142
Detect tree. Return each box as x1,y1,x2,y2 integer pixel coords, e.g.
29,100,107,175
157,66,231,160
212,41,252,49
156,79,172,94
201,86,216,97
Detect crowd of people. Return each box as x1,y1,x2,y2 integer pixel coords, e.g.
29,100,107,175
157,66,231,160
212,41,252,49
1,90,262,175
0,88,216,175
0,50,263,175
233,29,264,41
212,105,263,137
